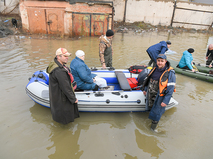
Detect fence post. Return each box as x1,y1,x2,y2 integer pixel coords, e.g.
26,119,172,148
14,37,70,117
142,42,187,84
170,0,177,27
209,22,213,30
123,0,128,23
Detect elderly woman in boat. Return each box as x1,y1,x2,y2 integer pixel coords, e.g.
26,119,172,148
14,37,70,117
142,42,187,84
206,44,213,68
70,50,107,91
178,48,195,72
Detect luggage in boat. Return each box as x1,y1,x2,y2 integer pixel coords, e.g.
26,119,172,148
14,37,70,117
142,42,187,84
127,67,152,89
128,65,147,74
127,78,139,89
137,68,151,86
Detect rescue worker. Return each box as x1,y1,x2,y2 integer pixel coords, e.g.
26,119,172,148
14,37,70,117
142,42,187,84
206,44,213,68
99,29,114,69
146,40,171,67
142,54,176,131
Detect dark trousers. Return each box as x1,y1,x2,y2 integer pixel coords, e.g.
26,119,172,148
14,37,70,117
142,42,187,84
147,51,156,67
206,55,213,66
181,66,190,70
148,59,156,67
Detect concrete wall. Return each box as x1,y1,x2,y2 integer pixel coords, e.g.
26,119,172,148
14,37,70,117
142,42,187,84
107,0,213,30
4,0,213,30
172,2,213,29
125,0,173,25
0,0,19,14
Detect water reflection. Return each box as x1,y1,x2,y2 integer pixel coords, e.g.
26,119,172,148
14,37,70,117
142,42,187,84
30,103,133,158
47,124,83,159
30,103,83,158
135,129,164,158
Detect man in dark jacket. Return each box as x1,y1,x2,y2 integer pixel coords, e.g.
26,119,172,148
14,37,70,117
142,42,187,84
142,54,176,131
206,44,213,67
146,40,171,66
46,48,79,124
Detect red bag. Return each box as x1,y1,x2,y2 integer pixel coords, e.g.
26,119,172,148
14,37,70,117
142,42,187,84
128,65,147,74
127,78,139,89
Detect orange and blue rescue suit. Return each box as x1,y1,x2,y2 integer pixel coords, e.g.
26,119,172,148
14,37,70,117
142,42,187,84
142,61,176,121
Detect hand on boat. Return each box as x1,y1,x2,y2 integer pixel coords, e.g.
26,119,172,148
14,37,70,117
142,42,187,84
191,69,195,72
161,102,167,107
209,64,212,68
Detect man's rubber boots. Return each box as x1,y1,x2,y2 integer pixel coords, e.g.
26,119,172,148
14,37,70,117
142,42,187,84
151,120,158,131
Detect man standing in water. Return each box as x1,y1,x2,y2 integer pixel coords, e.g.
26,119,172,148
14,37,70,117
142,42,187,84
146,40,171,67
142,54,176,131
46,48,79,124
99,29,114,69
206,44,213,67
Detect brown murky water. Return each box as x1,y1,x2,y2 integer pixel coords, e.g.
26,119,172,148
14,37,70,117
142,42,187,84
0,31,213,159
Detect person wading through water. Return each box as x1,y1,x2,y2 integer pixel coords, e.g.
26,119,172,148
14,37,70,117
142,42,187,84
206,44,213,68
46,48,79,124
99,29,114,69
142,54,176,131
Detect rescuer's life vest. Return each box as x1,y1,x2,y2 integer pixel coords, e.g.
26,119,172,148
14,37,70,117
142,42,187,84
142,66,176,96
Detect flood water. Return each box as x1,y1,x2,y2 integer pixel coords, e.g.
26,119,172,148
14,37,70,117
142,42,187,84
0,31,213,159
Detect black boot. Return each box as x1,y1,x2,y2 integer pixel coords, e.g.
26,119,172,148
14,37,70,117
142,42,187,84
151,120,158,131
93,85,99,91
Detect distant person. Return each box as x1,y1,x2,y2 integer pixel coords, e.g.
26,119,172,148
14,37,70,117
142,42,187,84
142,54,176,131
46,48,79,124
70,50,107,90
206,44,213,68
178,48,195,72
99,29,114,69
146,40,171,67
11,18,17,28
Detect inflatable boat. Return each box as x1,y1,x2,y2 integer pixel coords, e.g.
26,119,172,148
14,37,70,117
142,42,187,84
26,67,178,112
195,63,213,74
170,60,213,83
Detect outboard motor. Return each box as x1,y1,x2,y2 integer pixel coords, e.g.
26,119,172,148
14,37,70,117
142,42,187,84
137,67,152,86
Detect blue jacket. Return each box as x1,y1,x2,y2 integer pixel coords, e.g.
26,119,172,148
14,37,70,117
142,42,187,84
143,61,176,121
178,50,193,70
146,41,168,62
70,57,96,90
